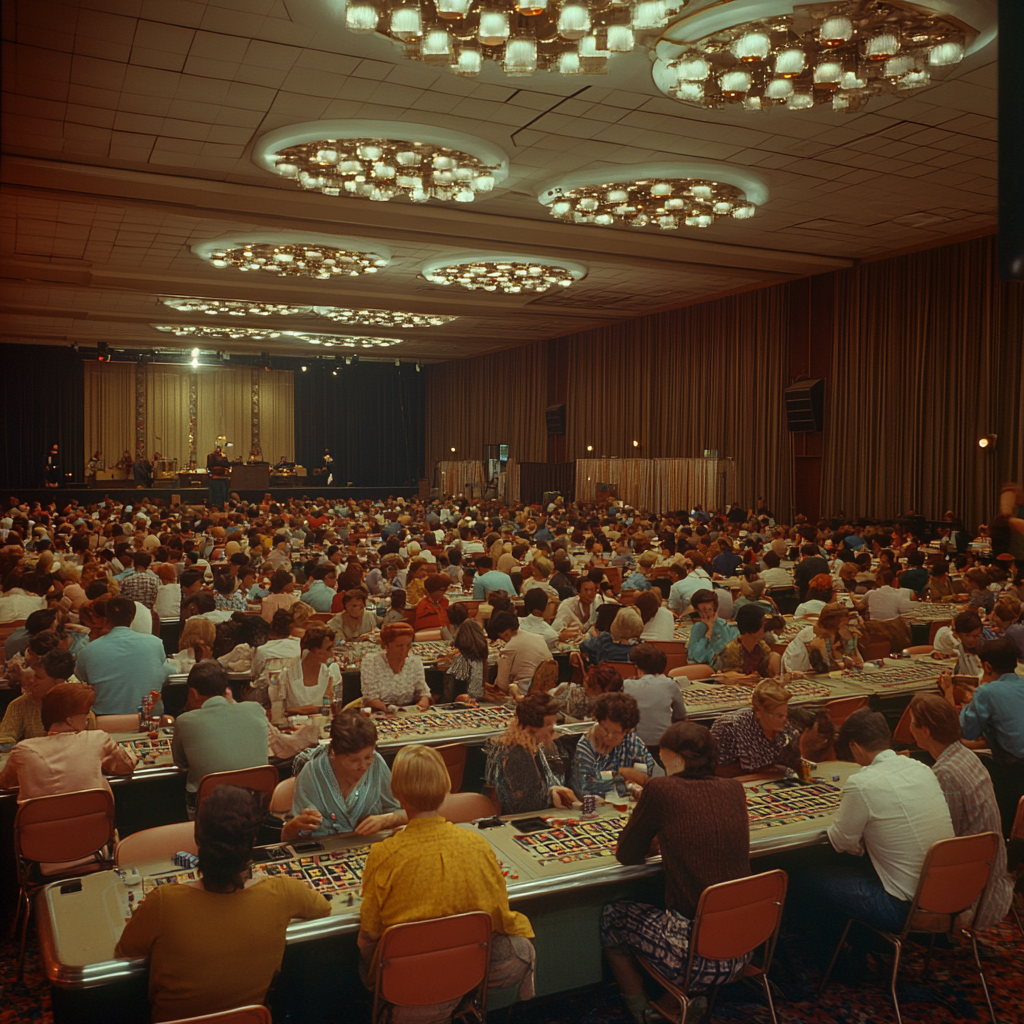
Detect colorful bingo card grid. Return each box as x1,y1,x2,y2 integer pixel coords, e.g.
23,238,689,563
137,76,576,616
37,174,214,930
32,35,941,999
684,678,833,714
511,817,627,870
839,660,940,691
373,705,513,742
120,735,173,766
746,781,842,832
902,602,955,623
336,640,452,668
141,868,199,897
256,847,371,897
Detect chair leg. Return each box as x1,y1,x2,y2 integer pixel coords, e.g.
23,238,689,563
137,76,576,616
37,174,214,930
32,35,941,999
968,931,999,1024
888,938,903,1024
760,973,779,1024
818,918,853,995
16,895,32,984
921,933,936,980
1012,902,1024,940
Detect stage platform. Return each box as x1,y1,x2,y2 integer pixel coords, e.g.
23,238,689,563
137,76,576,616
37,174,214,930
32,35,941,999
2,485,419,508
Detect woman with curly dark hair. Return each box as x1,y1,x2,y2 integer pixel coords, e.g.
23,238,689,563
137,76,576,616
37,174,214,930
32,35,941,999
116,785,330,1021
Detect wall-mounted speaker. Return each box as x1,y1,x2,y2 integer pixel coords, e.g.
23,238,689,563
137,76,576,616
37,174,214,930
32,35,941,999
545,403,566,436
784,378,824,432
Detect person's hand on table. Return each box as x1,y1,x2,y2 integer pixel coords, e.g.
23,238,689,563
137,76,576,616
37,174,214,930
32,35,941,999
454,694,478,706
415,696,431,712
550,786,577,809
354,813,394,836
284,807,322,840
618,767,650,787
484,683,507,703
365,699,389,713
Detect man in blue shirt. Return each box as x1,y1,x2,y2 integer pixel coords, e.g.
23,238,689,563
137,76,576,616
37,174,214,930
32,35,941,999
74,597,170,714
946,638,1024,835
471,556,516,601
711,540,743,578
300,564,338,612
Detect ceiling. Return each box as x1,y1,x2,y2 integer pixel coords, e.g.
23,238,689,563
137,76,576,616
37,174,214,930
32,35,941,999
0,0,1000,362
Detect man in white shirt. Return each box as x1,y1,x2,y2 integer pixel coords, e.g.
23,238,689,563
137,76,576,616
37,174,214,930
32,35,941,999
859,571,913,621
518,588,577,652
492,611,553,694
666,564,711,616
552,577,606,632
759,550,793,589
797,709,953,961
931,609,984,678
0,573,47,623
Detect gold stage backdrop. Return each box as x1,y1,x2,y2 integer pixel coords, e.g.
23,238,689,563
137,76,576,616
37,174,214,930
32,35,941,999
84,363,294,472
575,458,733,511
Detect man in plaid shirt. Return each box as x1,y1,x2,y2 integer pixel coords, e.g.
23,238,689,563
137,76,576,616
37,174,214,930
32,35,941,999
119,551,161,609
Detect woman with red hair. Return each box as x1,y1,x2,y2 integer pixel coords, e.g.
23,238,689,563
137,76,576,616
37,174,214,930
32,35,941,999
794,573,835,619
360,623,431,712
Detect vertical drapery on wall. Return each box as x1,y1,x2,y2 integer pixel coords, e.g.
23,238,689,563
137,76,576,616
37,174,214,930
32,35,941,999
575,459,652,507
144,365,192,466
435,460,487,496
423,341,548,467
83,361,134,469
196,367,258,463
821,236,1024,529
258,369,295,464
0,345,84,487
293,361,424,487
573,458,731,510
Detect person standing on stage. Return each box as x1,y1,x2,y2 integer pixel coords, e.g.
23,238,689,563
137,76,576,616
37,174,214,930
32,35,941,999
86,450,103,485
132,451,152,488
323,448,334,486
207,446,231,507
44,444,61,488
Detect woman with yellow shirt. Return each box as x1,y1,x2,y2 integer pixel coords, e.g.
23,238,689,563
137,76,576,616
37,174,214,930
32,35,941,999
358,745,536,1015
116,785,330,1022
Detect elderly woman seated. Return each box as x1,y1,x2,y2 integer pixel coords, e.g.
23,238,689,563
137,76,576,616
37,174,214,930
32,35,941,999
710,679,802,777
360,623,431,712
358,745,537,1021
579,607,644,667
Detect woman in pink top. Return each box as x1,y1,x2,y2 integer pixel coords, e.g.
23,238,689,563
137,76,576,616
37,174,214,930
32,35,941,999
0,683,137,802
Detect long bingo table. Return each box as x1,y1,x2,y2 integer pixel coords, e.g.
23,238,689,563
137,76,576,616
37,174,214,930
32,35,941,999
35,761,860,1023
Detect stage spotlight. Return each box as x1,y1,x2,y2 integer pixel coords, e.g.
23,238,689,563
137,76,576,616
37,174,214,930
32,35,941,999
261,351,271,371
97,342,110,363
301,365,307,372
450,447,456,453
394,358,400,367
415,362,421,372
632,439,639,447
191,356,199,368
978,434,997,449
586,445,594,452
345,356,352,366
71,342,79,353
332,369,338,376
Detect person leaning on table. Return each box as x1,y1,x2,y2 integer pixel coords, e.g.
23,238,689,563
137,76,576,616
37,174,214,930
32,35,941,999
116,785,331,1023
358,744,537,1015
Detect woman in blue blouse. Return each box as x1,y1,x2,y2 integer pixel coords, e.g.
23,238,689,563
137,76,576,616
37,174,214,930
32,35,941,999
284,711,407,840
570,693,656,799
686,589,739,667
579,607,643,667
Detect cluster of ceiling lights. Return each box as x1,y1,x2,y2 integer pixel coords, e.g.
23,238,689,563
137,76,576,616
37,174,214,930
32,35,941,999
419,261,578,294
160,297,457,328
161,297,312,316
543,177,755,230
653,0,975,113
270,138,500,203
312,306,458,327
344,0,689,77
154,325,402,348
206,243,388,278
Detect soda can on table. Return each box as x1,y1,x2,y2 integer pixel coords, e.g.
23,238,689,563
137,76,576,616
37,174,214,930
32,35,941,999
581,794,597,819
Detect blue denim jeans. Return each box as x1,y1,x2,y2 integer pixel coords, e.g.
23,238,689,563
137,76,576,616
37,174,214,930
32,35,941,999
801,855,911,935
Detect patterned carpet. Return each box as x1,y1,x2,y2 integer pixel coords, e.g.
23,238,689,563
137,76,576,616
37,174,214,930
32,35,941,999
3,917,1022,1024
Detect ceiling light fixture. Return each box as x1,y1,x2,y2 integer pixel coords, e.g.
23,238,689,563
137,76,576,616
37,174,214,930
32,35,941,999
160,297,313,317
419,256,586,294
339,0,689,78
312,306,458,328
203,243,387,279
652,0,990,114
541,176,756,230
152,325,402,348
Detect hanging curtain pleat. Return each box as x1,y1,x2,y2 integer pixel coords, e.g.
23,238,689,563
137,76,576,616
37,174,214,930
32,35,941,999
83,362,134,469
196,367,252,462
256,369,295,464
145,365,192,467
436,460,487,496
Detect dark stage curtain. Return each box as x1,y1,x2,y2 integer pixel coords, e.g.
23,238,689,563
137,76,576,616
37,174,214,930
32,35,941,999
0,345,84,489
293,361,425,488
519,462,575,505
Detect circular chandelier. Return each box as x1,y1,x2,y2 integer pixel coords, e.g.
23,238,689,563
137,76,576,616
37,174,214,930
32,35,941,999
160,297,312,316
204,243,388,278
343,0,689,77
313,306,458,327
153,325,402,347
271,138,500,202
541,177,755,229
652,0,986,113
419,258,584,294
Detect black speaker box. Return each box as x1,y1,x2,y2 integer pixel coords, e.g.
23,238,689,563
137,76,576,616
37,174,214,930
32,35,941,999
545,403,566,436
784,378,824,432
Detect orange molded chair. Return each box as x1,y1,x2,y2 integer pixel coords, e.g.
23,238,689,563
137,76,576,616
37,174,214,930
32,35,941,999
859,640,890,661
372,912,493,1024
603,567,623,594
928,620,952,646
820,832,1000,1024
599,660,640,682
269,776,297,817
95,713,141,733
162,1006,272,1024
14,789,116,980
415,628,443,641
639,869,788,1024
902,645,934,657
891,703,920,753
669,664,714,683
310,613,332,623
823,696,869,730
115,821,197,866
648,641,689,671
435,742,467,793
1012,797,1024,938
195,764,280,811
439,791,498,823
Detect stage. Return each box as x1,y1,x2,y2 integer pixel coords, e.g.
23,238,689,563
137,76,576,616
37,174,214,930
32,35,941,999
2,485,420,508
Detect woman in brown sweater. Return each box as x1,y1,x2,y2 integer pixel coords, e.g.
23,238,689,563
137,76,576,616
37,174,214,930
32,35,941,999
600,722,751,1022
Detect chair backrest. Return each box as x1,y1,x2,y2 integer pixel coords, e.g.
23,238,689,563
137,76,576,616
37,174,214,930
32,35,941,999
823,695,868,729
928,620,952,645
691,869,788,964
598,660,640,681
647,641,688,670
438,791,498,823
269,776,297,815
603,567,623,593
160,1004,272,1024
95,713,141,733
912,832,999,921
892,702,917,747
531,660,560,694
195,764,280,811
902,645,934,657
669,664,714,682
1012,795,1024,842
115,821,198,866
859,640,890,661
377,911,492,1009
435,743,467,793
415,628,443,641
310,613,332,623
15,789,116,865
